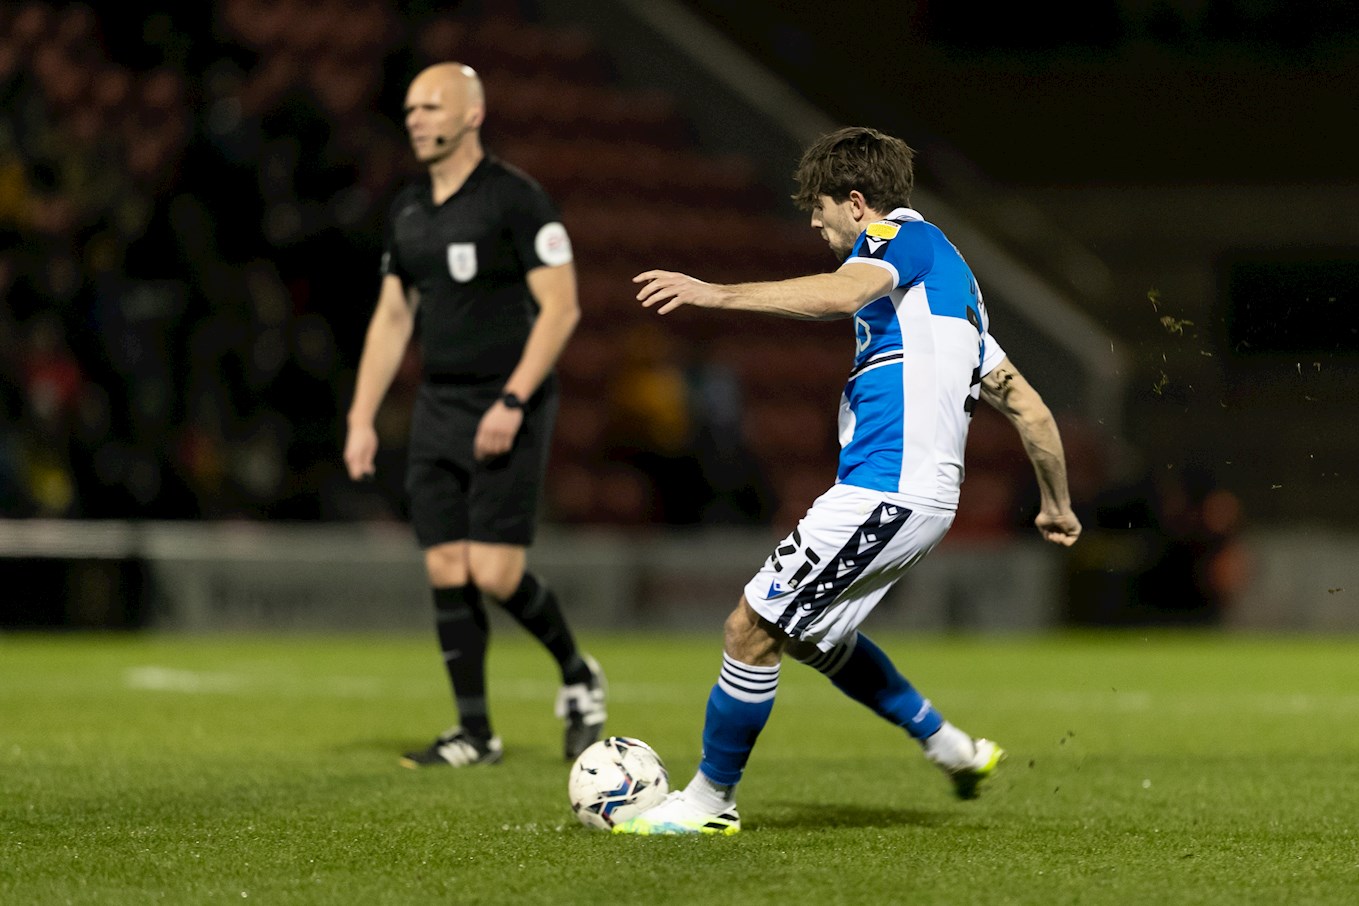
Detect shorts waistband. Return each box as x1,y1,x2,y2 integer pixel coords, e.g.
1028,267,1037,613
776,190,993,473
424,374,498,387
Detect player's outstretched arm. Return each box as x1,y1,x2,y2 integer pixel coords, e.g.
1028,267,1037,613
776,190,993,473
979,357,1082,546
344,275,417,480
633,263,892,320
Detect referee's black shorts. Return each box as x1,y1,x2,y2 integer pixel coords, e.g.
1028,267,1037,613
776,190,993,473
405,376,558,548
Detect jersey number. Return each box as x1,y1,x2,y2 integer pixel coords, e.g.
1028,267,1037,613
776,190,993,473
964,302,983,416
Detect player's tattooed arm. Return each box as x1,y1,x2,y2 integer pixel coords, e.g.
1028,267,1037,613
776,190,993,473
981,363,1019,407
981,357,1082,546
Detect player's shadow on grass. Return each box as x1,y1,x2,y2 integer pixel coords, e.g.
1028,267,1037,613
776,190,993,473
755,802,951,830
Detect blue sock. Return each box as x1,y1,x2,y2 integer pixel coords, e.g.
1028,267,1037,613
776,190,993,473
697,654,779,787
799,632,943,740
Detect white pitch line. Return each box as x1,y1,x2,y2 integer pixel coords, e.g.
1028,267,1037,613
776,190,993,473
120,669,1359,716
123,666,249,694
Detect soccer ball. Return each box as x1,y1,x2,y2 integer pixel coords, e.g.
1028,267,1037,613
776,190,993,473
568,736,670,830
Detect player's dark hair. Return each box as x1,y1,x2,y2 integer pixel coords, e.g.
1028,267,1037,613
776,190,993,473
792,126,915,212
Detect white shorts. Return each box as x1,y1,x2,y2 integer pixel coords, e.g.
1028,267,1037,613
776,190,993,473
743,484,954,651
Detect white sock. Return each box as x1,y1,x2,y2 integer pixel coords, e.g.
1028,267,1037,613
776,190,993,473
922,721,976,771
683,769,736,813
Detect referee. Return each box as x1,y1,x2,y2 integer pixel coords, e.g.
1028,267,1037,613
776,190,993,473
343,62,605,768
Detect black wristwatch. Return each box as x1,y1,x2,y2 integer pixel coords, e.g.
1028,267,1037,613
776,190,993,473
499,391,525,410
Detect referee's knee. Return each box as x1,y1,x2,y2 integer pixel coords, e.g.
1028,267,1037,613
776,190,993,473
467,544,528,601
424,542,470,587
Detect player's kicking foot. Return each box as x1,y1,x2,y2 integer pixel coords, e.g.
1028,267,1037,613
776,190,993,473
948,737,1005,800
556,654,607,761
399,728,503,769
611,791,741,836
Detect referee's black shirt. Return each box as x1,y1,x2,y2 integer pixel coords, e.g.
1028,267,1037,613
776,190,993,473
381,155,573,383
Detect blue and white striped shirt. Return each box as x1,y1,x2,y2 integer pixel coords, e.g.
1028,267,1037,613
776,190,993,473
835,208,1007,508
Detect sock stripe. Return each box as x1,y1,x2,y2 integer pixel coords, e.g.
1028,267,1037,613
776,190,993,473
519,581,548,619
718,655,779,703
718,675,775,699
436,607,471,623
797,632,859,677
721,655,779,680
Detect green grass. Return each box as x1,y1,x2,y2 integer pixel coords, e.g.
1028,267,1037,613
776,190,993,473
3,630,1359,905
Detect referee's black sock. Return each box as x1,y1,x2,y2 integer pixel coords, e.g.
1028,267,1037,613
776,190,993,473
432,584,493,741
495,573,591,686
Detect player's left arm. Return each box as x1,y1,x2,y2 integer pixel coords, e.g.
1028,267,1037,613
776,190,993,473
980,357,1082,546
474,261,580,461
633,262,893,320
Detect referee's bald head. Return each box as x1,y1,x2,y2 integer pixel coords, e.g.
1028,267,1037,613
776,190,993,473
412,63,483,108
405,62,484,162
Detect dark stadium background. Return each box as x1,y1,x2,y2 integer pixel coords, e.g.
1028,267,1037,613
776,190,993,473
2,0,1356,630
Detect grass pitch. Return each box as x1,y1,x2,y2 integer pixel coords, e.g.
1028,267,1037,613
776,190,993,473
3,630,1358,905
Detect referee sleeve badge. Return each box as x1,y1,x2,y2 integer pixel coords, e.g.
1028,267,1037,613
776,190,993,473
534,222,574,267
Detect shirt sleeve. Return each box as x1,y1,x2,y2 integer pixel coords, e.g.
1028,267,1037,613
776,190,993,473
506,175,574,271
980,331,1008,377
380,202,408,283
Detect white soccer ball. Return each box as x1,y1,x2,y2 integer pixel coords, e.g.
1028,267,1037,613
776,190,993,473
568,736,670,830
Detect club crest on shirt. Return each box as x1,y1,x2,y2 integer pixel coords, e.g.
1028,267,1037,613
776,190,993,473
446,242,477,282
855,315,872,354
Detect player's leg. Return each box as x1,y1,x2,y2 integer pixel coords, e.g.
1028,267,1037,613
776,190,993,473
790,632,1003,799
748,488,1005,799
790,631,942,738
694,598,784,812
613,597,778,836
470,378,605,759
400,384,501,768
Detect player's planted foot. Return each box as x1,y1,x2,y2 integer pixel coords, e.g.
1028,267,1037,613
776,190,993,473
556,654,607,761
400,728,503,768
611,791,741,836
947,737,1005,800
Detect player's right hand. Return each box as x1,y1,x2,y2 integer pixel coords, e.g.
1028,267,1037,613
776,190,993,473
1035,508,1082,546
343,423,379,481
633,270,722,314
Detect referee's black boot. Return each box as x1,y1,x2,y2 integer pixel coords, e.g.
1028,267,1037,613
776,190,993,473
400,728,503,768
556,655,607,761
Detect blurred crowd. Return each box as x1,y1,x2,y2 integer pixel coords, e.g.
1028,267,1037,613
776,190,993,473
0,0,432,521
0,0,785,528
0,1,1250,625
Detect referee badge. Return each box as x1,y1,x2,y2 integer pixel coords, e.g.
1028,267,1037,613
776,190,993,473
446,242,478,282
535,222,573,267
